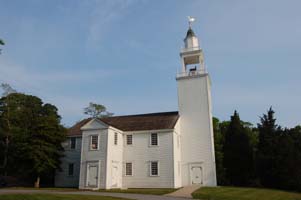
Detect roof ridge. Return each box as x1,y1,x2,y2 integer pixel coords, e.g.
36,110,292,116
100,111,178,119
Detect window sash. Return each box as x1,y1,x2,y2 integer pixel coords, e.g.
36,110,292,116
150,133,158,146
70,137,76,149
91,135,98,150
126,135,133,145
68,163,74,176
114,132,118,145
125,162,132,176
150,161,158,176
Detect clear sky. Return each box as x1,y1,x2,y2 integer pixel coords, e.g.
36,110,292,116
0,0,300,127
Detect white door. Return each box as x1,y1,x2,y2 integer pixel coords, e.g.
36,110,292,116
111,166,118,187
191,166,203,184
88,165,98,187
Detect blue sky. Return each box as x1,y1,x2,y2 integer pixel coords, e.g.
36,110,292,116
0,0,300,127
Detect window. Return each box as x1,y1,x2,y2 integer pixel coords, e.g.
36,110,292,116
70,137,76,149
68,163,74,176
150,133,158,146
125,162,132,176
150,161,159,176
114,132,118,145
126,135,132,145
90,135,99,150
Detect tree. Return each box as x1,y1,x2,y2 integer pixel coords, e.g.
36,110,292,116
0,83,17,175
0,93,66,187
223,111,254,186
257,107,281,188
84,102,113,118
1,83,17,97
213,117,227,185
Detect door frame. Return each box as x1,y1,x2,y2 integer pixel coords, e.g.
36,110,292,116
86,161,99,188
189,162,204,185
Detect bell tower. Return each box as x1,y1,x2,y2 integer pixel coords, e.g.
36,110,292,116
177,17,217,186
180,16,205,75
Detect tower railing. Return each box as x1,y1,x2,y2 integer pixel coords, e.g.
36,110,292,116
176,69,207,78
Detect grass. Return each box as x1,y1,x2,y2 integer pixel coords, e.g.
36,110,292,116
0,187,78,191
192,186,301,200
97,188,178,195
0,194,129,200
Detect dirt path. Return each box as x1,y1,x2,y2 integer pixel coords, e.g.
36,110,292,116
165,184,201,198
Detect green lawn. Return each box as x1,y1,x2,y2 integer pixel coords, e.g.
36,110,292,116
192,186,301,200
0,194,129,200
98,188,178,195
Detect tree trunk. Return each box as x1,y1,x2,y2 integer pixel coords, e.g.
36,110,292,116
34,176,40,188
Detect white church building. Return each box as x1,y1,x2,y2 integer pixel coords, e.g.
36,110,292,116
55,20,217,189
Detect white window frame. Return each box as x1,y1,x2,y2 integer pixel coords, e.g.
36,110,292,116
114,132,118,145
125,162,133,176
70,137,76,150
149,133,159,146
149,161,159,177
90,135,99,150
126,134,133,145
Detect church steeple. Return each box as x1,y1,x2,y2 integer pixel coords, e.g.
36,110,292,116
178,17,205,77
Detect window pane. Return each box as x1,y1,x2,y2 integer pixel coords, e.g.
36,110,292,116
126,163,132,176
151,133,158,146
126,135,132,145
91,135,98,150
151,161,158,176
70,137,76,149
68,163,74,176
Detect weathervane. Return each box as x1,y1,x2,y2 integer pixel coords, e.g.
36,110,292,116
188,16,196,28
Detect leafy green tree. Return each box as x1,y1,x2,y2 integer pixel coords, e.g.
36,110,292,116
84,102,113,118
223,111,254,186
0,93,66,187
0,83,17,175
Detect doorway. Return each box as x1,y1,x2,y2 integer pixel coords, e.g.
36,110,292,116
190,165,203,184
87,163,99,188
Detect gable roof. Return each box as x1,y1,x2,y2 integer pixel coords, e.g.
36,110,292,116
67,111,179,136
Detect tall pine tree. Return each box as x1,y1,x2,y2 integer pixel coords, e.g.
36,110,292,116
223,111,254,186
257,107,280,188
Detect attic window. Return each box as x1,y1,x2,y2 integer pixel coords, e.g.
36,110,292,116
90,135,99,150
